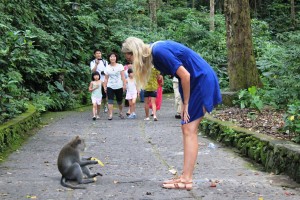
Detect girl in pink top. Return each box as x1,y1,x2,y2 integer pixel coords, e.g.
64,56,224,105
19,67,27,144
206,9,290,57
125,68,139,119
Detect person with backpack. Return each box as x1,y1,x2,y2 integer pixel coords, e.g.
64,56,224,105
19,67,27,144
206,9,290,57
90,49,108,113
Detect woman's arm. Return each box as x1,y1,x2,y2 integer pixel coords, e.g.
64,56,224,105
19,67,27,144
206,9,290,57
103,74,109,92
159,75,164,86
121,70,126,91
176,66,190,123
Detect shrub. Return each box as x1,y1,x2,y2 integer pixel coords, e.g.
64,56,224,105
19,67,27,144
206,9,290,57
283,100,300,143
233,86,264,112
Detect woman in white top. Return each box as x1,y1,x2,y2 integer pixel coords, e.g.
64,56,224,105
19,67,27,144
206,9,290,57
103,53,126,120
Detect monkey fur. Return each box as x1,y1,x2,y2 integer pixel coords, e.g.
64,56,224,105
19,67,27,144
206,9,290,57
57,136,102,189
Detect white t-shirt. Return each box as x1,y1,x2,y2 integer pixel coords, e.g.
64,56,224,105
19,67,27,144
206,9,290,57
90,59,108,81
104,64,124,89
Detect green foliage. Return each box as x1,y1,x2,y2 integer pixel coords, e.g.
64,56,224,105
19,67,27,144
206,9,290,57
0,0,299,124
234,86,264,112
157,7,228,87
162,76,173,94
283,100,300,143
257,31,300,108
0,71,28,124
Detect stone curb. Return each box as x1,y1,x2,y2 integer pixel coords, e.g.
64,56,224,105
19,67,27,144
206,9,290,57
200,113,300,183
0,104,40,153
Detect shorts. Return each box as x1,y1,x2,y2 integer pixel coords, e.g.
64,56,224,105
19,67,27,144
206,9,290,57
107,87,123,105
126,92,137,100
91,97,102,105
144,91,157,98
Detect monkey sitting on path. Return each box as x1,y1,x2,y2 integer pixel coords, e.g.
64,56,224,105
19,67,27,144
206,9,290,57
57,136,102,189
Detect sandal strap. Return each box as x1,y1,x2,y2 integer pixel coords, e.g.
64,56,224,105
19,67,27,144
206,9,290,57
163,180,193,190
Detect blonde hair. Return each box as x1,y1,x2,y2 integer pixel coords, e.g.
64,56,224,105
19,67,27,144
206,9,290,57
121,37,153,88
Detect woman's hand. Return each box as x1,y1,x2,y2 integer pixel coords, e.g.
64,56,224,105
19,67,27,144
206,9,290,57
181,103,190,123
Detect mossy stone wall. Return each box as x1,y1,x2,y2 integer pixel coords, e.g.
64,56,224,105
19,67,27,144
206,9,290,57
200,114,300,183
0,104,40,153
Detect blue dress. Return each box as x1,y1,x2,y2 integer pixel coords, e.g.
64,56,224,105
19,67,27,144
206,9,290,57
151,40,222,124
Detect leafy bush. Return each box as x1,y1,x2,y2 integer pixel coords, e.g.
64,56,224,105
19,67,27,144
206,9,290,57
0,71,28,124
234,86,264,112
162,76,173,94
283,100,300,143
257,31,300,108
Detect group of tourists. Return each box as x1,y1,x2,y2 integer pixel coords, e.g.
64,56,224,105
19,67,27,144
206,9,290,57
89,37,222,191
88,49,164,121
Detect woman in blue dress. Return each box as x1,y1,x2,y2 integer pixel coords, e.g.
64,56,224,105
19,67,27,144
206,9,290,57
122,37,222,190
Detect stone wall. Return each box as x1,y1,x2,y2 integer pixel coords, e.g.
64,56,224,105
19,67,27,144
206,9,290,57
200,114,300,183
0,104,40,153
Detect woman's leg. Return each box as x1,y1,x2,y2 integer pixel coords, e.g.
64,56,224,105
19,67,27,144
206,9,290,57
151,97,157,119
115,88,123,115
163,117,202,190
181,117,202,181
108,104,113,118
106,88,114,118
144,97,150,118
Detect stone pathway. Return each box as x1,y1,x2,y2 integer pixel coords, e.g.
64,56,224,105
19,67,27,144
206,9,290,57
0,96,300,200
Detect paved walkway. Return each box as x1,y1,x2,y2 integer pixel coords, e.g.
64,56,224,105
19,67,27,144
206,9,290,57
1,96,300,200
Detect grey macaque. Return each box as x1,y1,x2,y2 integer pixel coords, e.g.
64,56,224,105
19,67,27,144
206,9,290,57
57,136,102,189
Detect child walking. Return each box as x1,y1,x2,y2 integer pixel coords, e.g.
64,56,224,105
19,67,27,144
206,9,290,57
126,68,139,119
89,71,102,120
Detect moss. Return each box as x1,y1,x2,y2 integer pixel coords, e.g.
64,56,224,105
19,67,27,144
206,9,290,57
0,104,40,163
201,113,300,184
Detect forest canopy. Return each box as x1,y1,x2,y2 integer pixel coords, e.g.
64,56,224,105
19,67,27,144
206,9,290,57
0,0,299,124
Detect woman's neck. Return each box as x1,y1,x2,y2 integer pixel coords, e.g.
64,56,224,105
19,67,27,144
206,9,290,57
110,62,117,66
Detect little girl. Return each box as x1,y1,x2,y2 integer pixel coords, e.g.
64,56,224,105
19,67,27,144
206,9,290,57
125,68,139,119
89,71,102,120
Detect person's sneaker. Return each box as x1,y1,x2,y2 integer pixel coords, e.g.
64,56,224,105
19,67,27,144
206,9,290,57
92,116,96,121
144,117,150,121
96,115,100,119
104,105,108,113
127,114,136,119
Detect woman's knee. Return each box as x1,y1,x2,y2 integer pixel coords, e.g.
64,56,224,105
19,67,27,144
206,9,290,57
182,118,202,134
108,99,114,104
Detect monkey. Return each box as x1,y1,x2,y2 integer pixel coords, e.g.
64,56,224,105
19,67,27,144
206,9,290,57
57,136,102,189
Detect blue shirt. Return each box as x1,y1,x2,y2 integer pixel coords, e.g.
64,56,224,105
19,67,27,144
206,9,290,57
151,40,222,124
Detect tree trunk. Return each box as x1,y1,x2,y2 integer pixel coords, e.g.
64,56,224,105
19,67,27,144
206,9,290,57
149,0,157,30
291,0,295,29
224,0,262,91
210,0,215,31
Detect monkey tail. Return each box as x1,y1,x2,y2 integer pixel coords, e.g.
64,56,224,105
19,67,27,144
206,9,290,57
60,176,86,189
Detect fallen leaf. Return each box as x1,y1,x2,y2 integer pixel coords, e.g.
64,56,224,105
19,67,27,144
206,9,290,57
26,195,37,199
